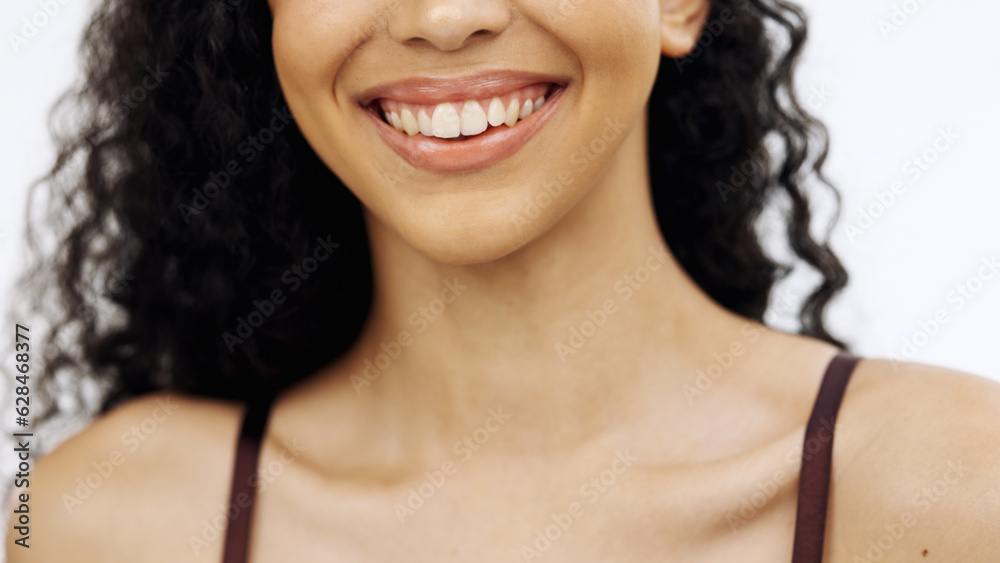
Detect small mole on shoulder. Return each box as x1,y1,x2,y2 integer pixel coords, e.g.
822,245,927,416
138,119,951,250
922,549,928,557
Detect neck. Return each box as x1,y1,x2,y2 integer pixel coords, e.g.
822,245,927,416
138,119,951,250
335,107,750,458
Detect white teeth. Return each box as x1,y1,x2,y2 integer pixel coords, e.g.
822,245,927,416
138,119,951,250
460,101,488,136
417,108,433,136
487,97,507,127
519,99,534,120
384,89,551,138
505,99,520,127
431,103,461,138
400,108,419,136
389,111,403,131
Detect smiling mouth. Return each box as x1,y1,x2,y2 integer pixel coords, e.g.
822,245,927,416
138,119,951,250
367,82,560,141
357,71,569,173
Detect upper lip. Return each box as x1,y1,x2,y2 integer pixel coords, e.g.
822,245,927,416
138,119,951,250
356,69,570,106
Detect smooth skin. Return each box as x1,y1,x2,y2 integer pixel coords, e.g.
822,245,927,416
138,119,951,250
8,0,1000,561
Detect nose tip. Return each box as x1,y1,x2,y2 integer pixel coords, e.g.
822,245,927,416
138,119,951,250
389,0,512,52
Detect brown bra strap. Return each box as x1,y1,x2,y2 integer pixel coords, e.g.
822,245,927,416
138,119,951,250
222,394,275,563
219,354,859,563
791,352,861,563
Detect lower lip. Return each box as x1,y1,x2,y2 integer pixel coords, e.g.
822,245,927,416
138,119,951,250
362,85,566,174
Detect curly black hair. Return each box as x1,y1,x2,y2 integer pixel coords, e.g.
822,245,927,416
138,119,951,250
10,0,847,444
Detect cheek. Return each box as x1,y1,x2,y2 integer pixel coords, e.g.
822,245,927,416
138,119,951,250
271,4,342,89
535,0,662,63
555,1,662,93
503,3,662,192
271,5,343,146
267,0,663,265
272,2,403,105
270,3,390,193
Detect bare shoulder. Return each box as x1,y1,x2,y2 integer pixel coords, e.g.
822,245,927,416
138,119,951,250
828,358,1000,561
5,392,245,563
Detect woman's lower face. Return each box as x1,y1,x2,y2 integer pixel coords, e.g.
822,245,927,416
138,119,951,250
269,0,676,264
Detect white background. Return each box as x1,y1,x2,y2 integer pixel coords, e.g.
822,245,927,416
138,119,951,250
0,0,998,558
0,1,998,395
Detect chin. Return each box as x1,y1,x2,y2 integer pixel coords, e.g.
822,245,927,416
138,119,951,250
392,204,557,266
